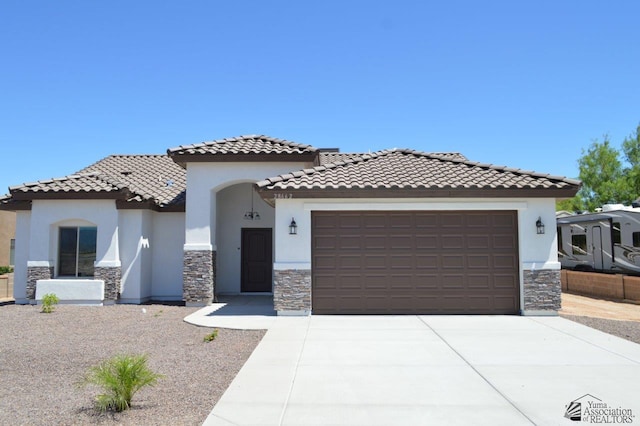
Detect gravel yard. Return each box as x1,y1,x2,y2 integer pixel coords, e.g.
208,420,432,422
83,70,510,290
0,304,265,426
560,292,640,345
560,314,640,345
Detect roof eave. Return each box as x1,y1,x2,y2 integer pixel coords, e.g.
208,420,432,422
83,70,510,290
167,152,318,165
257,186,581,200
115,199,186,212
10,190,129,201
0,198,32,211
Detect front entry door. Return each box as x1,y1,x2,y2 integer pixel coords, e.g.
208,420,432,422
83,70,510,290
241,228,273,292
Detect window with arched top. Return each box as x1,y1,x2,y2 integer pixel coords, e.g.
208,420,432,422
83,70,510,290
58,227,97,277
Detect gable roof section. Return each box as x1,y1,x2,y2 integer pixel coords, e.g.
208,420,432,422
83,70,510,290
317,151,467,165
167,134,318,165
256,149,581,198
4,155,186,211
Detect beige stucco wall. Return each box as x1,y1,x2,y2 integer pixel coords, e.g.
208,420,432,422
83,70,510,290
0,210,16,266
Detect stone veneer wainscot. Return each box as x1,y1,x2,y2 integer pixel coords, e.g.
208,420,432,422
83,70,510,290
274,269,311,313
26,266,54,300
183,250,215,306
94,266,122,303
523,269,561,312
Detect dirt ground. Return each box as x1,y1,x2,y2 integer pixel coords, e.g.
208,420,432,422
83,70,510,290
560,292,640,322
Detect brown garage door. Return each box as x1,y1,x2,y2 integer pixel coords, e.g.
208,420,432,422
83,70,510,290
312,211,520,314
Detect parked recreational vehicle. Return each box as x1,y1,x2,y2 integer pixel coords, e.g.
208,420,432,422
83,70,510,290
557,206,640,275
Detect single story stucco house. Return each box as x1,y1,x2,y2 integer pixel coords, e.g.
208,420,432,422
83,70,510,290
0,135,580,315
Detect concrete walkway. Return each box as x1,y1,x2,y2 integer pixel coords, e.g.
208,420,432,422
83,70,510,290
192,306,640,426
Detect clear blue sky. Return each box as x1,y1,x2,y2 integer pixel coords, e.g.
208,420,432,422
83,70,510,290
1,1,639,193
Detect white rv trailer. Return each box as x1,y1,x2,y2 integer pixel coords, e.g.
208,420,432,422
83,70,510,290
557,205,640,275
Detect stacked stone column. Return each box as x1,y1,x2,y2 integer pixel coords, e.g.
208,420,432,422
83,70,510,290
26,266,54,300
274,269,311,313
523,269,561,312
183,250,215,306
94,266,122,304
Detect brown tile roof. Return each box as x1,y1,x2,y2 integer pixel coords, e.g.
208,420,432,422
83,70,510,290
79,155,186,208
256,149,581,197
318,151,468,165
318,152,366,165
167,134,317,164
7,155,186,210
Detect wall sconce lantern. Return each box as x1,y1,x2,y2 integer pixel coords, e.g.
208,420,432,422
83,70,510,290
289,218,298,235
536,217,545,234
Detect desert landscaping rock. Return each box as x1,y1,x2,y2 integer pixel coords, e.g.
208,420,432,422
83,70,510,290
560,292,640,345
0,304,264,425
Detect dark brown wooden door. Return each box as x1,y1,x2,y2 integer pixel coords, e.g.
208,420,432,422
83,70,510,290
241,228,273,292
312,211,520,314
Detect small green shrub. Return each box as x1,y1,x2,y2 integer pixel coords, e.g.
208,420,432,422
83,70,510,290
80,353,164,412
0,266,13,275
203,329,219,342
41,293,59,313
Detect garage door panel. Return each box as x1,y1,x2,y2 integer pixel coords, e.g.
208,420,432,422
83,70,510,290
338,215,361,228
468,254,490,268
467,214,491,227
338,236,362,250
468,235,490,249
441,214,464,227
493,255,518,269
390,235,413,249
363,255,387,269
415,235,439,249
466,295,493,310
338,255,362,269
389,275,413,289
364,235,387,249
314,255,336,269
494,295,519,309
467,275,490,289
415,255,438,268
441,274,465,288
389,214,413,227
415,214,439,228
390,255,413,269
493,274,518,289
416,274,439,288
493,235,517,249
312,211,519,315
442,255,464,268
442,235,464,249
362,274,387,289
493,214,516,227
363,214,387,228
314,236,337,250
313,275,336,290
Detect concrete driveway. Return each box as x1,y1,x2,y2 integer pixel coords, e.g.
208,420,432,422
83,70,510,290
189,308,640,425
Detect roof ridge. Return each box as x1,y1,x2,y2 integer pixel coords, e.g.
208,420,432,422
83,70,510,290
257,149,394,187
167,134,317,153
392,148,579,185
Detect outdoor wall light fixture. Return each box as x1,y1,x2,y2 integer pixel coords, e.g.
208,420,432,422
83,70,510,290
289,218,298,235
536,217,545,234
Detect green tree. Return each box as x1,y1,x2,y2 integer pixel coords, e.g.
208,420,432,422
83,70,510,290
621,124,640,198
577,136,632,211
556,195,584,213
